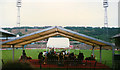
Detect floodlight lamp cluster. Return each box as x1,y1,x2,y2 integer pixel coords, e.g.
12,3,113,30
103,0,108,8
17,0,22,7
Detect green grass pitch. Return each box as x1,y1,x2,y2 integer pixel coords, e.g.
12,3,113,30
2,49,119,68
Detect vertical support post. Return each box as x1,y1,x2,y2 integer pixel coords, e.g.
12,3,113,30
22,45,24,51
92,45,95,57
12,45,15,61
54,48,56,52
112,45,115,69
100,46,102,63
46,47,47,52
69,47,70,53
6,37,8,40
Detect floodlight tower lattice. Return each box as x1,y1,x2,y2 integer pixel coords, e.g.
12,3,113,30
103,0,108,27
103,0,109,39
17,0,21,27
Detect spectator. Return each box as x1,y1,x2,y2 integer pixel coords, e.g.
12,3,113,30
38,52,44,60
69,53,75,60
19,50,28,61
78,53,84,61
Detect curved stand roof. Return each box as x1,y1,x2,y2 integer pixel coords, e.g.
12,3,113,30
112,33,120,38
2,26,114,47
0,28,16,37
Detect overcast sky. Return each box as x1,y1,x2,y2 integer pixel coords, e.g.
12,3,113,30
0,0,119,28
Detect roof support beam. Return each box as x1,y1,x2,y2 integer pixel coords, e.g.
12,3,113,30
17,32,59,45
58,31,101,46
2,26,113,48
58,33,94,46
12,31,57,45
4,28,57,45
6,39,24,45
58,29,107,46
37,28,57,36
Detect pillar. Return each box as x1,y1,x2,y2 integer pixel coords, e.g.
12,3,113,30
92,45,95,57
22,45,24,51
112,45,115,69
100,46,102,62
46,47,47,52
12,45,15,61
